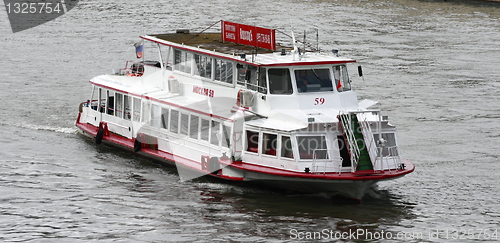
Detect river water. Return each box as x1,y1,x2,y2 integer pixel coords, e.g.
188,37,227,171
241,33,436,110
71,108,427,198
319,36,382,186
0,0,499,242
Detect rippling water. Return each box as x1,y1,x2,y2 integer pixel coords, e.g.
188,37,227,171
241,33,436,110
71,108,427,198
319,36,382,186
1,0,499,242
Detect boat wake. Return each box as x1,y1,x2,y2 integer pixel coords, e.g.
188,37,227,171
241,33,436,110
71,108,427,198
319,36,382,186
14,123,78,134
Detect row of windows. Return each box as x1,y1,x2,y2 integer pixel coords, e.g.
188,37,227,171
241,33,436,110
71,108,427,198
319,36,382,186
90,87,231,148
246,130,294,159
171,48,352,95
145,101,231,148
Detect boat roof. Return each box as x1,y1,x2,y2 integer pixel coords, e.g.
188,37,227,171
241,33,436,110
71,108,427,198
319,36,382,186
142,32,356,67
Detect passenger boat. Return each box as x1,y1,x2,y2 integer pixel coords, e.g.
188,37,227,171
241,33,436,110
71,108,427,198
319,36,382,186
75,21,414,200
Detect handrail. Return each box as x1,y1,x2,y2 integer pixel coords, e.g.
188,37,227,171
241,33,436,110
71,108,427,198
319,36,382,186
338,113,360,172
356,112,379,170
311,149,337,174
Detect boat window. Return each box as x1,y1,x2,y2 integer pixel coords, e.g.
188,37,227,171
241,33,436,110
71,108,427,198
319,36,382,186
194,54,212,79
180,113,189,135
141,100,150,123
221,125,231,148
200,119,210,141
150,104,160,127
115,93,123,118
174,49,192,74
262,133,277,156
246,130,259,153
170,110,179,133
373,133,398,156
210,121,220,146
268,68,293,95
124,95,132,120
189,115,199,139
133,97,141,122
237,64,265,92
106,90,115,115
161,108,169,129
97,88,105,113
215,59,233,84
281,136,294,159
295,69,333,93
296,135,328,159
333,65,351,92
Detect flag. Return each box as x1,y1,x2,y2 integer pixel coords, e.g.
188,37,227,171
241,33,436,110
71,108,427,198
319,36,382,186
336,79,342,90
134,40,143,59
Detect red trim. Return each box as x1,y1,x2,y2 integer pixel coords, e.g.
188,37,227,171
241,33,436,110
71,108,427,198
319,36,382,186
88,81,235,122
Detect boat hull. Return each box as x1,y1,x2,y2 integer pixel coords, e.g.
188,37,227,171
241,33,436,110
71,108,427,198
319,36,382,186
75,119,414,200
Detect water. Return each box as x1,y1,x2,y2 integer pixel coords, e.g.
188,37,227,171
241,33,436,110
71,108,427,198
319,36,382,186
0,0,499,242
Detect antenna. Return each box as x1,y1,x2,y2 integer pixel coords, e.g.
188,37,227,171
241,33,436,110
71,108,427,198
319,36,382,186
303,30,306,53
316,28,319,52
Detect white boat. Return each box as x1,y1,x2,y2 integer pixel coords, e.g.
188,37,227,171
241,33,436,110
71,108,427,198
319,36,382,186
75,21,414,200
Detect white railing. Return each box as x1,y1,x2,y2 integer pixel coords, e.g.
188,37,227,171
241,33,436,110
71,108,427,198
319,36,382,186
376,146,401,171
356,112,379,169
311,149,341,174
337,113,360,172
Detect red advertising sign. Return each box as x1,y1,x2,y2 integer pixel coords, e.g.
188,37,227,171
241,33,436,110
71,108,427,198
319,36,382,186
221,21,276,51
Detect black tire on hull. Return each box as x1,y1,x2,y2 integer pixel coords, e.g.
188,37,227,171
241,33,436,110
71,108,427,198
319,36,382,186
133,138,141,152
95,126,104,144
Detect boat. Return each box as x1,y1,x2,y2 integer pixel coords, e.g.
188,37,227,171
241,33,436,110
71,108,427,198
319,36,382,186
75,20,414,200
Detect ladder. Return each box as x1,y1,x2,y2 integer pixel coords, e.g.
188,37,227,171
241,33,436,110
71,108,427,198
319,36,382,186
338,113,374,172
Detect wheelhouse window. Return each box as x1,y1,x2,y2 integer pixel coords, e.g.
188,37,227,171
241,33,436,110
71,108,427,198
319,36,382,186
295,68,333,93
297,135,328,159
237,65,266,93
262,133,277,156
281,136,294,159
333,65,351,91
268,68,293,94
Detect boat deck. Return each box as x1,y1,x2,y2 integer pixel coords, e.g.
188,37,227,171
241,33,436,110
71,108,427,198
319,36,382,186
150,32,289,55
